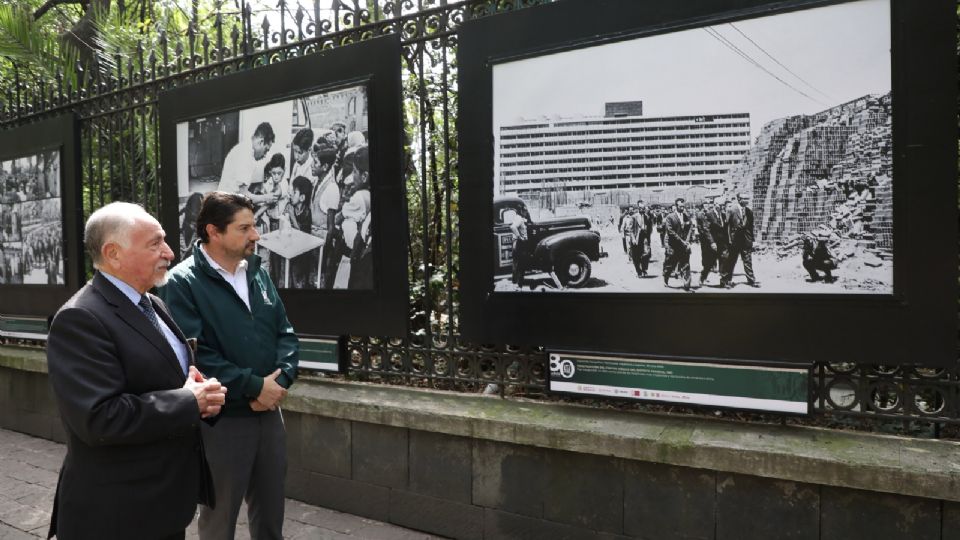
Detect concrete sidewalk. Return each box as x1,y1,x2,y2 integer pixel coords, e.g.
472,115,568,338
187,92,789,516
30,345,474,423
0,427,444,539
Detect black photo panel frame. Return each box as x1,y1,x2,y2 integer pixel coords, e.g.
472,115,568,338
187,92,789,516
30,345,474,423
0,113,83,320
458,0,957,366
159,34,407,337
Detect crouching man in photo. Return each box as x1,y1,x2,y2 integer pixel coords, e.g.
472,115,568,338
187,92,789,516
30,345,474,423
159,191,299,540
802,230,839,283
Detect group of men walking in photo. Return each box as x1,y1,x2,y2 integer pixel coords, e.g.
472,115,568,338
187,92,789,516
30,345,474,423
619,194,760,292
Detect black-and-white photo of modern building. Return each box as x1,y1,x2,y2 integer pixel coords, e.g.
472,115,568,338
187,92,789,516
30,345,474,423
492,0,892,295
0,150,64,285
176,84,373,290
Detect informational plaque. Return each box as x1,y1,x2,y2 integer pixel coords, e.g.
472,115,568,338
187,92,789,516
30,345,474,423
548,351,810,414
298,336,343,373
0,315,49,340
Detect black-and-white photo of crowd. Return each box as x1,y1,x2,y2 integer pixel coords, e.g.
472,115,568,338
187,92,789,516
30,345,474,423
491,0,892,295
0,150,65,285
176,84,372,290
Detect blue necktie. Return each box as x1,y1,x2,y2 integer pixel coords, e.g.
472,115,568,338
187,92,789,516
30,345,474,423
138,296,164,335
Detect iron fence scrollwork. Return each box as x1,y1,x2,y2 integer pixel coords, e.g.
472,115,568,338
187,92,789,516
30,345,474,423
0,0,956,430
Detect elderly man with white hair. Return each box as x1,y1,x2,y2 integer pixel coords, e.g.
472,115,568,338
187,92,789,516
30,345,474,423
46,201,225,540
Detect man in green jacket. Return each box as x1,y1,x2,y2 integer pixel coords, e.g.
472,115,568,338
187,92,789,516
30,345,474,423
159,191,299,540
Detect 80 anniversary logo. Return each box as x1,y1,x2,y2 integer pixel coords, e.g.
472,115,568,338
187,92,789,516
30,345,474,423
549,354,576,379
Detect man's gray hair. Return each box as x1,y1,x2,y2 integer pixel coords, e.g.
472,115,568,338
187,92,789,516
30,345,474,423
85,202,150,268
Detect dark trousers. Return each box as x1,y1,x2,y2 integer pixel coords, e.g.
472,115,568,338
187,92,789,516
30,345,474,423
321,230,346,289
700,244,721,282
630,239,650,275
739,246,756,283
348,236,373,289
289,248,319,289
804,257,836,280
198,410,287,540
512,239,532,284
720,245,740,285
662,246,691,288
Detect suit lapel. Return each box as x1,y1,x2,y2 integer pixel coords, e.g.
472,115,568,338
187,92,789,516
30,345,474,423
151,293,195,374
92,273,186,381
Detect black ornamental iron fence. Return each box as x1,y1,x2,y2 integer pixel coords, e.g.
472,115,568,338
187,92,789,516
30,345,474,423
0,0,957,431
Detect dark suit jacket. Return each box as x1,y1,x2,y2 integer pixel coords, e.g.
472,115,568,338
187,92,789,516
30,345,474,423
696,211,713,249
624,213,650,245
637,211,654,241
663,211,693,252
700,208,728,251
46,272,213,540
726,205,745,248
742,206,755,249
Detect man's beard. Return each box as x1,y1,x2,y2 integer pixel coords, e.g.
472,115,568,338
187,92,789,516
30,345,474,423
153,265,170,287
230,242,255,258
153,270,170,288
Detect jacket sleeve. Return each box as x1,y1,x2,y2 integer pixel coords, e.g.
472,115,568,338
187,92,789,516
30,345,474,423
726,208,744,238
664,215,684,244
698,214,714,245
159,274,264,401
46,306,199,446
264,271,299,389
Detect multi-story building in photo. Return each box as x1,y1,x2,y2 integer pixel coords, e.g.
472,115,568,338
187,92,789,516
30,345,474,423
495,101,752,199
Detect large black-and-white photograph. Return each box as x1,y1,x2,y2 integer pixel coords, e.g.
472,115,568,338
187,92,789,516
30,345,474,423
0,150,65,285
176,84,372,290
492,0,892,295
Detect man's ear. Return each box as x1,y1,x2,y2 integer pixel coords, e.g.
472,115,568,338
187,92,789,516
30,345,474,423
205,223,219,242
100,242,120,270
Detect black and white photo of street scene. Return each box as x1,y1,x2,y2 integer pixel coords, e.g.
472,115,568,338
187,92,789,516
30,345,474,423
176,84,372,290
0,150,64,285
492,0,892,294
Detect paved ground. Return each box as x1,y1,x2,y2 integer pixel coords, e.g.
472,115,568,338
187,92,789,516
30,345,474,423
0,427,444,539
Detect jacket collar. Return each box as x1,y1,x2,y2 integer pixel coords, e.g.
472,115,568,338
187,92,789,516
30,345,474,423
191,241,261,285
90,272,187,382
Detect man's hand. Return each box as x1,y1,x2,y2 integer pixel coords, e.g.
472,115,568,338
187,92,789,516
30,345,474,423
249,399,269,412
255,369,287,411
184,365,227,418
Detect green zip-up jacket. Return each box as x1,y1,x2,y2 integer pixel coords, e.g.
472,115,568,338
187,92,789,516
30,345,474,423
158,242,299,417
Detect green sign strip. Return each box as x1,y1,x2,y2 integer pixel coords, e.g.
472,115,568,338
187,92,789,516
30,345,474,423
0,316,49,339
549,353,809,413
299,338,341,372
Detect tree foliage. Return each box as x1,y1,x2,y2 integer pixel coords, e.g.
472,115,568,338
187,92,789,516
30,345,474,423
0,0,225,102
0,1,83,94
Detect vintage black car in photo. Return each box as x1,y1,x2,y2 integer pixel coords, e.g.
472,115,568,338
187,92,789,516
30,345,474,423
493,196,605,288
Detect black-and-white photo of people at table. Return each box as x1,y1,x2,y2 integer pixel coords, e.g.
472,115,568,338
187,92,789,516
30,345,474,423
0,150,65,286
176,84,372,289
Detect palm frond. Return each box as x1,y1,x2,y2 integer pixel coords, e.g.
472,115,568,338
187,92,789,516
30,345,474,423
0,4,80,88
89,0,178,77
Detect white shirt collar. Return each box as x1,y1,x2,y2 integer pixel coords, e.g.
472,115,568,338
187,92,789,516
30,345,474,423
100,271,145,307
199,244,247,275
